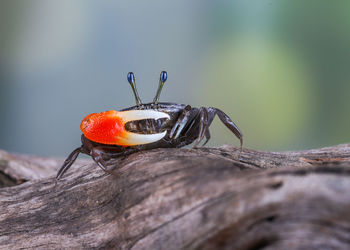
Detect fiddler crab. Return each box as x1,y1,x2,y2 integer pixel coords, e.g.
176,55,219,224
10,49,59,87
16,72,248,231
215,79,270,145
56,71,243,179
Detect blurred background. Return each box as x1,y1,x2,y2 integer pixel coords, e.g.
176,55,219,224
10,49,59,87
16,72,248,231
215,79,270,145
0,0,349,157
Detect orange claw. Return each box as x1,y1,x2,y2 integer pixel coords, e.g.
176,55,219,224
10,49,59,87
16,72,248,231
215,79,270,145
80,110,170,146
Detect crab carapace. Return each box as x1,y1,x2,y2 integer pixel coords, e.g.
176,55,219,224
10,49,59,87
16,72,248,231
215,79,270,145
56,71,243,179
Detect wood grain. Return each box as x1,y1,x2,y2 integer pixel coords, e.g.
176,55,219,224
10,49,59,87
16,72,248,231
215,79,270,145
1,144,350,249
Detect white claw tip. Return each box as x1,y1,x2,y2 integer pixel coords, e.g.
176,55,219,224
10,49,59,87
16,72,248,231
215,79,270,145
117,110,170,122
119,130,167,146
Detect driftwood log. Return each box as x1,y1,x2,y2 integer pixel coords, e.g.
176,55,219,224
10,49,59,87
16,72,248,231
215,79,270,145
1,144,350,249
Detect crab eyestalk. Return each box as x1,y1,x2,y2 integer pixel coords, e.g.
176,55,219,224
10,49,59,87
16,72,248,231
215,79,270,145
127,72,142,106
80,110,170,146
153,71,168,104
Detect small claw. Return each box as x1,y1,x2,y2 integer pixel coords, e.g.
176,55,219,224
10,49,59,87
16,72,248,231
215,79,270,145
81,110,170,146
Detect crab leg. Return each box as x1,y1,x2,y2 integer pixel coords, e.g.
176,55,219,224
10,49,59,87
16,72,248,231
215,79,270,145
213,107,243,151
90,146,124,176
202,129,211,147
169,105,192,139
201,108,216,146
56,147,82,179
192,107,209,148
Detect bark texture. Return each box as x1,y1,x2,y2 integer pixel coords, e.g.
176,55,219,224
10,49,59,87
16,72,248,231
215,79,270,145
0,144,350,250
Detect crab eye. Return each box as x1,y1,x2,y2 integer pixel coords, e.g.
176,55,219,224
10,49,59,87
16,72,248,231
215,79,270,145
127,72,135,84
160,71,168,83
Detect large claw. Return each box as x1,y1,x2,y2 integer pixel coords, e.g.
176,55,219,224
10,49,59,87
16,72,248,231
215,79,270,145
80,110,170,146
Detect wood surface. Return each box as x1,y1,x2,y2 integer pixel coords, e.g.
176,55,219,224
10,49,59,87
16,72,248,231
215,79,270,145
1,144,350,249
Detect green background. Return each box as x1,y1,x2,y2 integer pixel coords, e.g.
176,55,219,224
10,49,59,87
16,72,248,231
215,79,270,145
0,1,349,156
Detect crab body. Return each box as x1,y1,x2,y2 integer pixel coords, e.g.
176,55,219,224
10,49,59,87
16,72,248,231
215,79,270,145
56,72,243,179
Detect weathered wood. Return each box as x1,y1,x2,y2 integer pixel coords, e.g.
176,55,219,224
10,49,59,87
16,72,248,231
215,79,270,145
1,144,350,249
